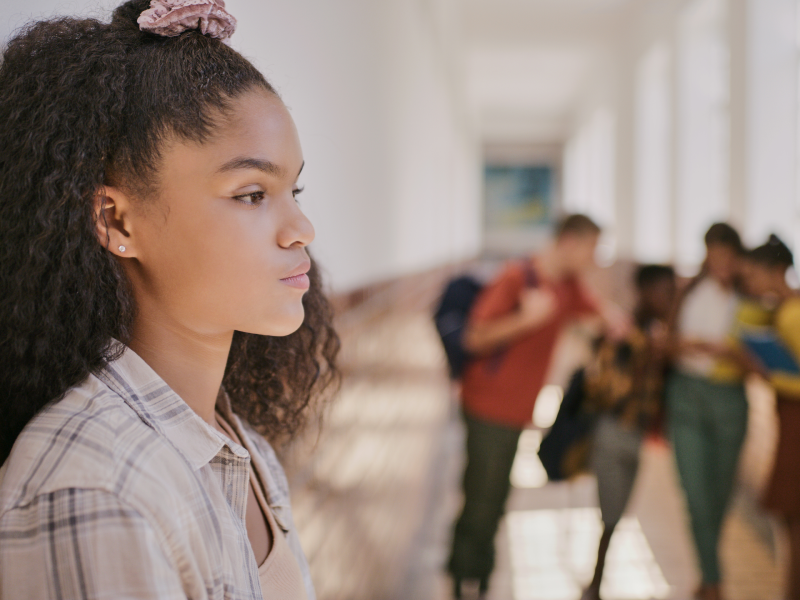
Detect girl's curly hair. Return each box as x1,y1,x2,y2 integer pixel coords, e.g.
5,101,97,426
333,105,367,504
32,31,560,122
0,0,340,463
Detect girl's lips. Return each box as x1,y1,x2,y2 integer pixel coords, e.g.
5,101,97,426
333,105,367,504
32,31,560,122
280,273,310,289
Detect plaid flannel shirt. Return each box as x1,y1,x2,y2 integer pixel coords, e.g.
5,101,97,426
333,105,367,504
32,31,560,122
0,344,315,600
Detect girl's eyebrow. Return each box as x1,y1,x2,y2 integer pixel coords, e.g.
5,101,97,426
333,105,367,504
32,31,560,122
217,158,305,179
217,157,284,177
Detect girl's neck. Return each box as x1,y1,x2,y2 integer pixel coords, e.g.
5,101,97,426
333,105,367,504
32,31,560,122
127,312,233,426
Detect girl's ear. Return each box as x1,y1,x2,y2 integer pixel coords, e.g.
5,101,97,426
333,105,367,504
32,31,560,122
93,186,137,258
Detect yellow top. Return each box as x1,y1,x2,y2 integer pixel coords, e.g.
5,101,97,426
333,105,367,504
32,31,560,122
712,299,774,383
767,297,800,399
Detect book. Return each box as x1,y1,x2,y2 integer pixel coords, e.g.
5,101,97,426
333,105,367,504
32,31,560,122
741,328,800,374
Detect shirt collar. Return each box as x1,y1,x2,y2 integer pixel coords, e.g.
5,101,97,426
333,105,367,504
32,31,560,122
96,341,250,471
215,397,292,530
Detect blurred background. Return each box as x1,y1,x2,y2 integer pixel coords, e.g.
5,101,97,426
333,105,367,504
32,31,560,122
3,0,798,598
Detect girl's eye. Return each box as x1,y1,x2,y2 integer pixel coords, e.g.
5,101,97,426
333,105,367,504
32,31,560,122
232,191,265,206
292,186,305,201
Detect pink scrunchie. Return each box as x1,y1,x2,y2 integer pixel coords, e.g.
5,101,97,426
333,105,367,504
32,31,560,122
137,0,237,40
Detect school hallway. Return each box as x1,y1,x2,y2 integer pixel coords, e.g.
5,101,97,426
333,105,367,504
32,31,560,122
4,0,800,598
284,274,785,600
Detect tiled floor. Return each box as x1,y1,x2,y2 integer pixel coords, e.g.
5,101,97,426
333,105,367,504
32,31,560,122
285,301,787,600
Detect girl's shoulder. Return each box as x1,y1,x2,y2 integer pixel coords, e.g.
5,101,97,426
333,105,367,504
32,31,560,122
0,354,219,526
0,372,182,516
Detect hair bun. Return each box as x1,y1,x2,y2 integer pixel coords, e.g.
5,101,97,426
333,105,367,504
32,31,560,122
750,233,794,268
137,0,236,40
769,233,785,246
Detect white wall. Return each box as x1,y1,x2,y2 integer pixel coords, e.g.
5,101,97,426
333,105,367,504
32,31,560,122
2,0,481,292
377,0,482,277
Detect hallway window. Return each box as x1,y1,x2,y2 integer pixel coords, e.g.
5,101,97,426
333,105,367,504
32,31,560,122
676,0,730,271
563,108,616,229
634,43,673,264
563,108,617,263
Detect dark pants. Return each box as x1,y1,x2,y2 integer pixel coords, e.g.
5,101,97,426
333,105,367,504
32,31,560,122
666,372,748,585
448,412,522,581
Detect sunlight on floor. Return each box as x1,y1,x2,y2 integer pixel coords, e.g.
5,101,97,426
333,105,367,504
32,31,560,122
510,430,549,489
507,508,671,600
511,384,565,489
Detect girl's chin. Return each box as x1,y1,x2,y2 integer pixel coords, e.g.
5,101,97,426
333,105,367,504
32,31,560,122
247,309,306,337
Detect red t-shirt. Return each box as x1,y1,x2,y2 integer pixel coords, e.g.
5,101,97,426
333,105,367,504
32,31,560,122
461,260,599,429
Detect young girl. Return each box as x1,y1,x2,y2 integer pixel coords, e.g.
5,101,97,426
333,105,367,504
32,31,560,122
666,223,748,600
581,265,676,600
0,1,339,598
743,235,800,600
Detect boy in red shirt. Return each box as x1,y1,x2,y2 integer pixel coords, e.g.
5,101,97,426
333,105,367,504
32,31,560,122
448,214,610,597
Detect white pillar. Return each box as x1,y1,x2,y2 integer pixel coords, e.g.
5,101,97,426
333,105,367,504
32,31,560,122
634,43,674,264
676,0,731,270
745,0,798,249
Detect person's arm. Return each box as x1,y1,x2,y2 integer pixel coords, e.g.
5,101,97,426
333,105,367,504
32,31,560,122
685,337,763,372
0,488,185,599
463,287,557,356
597,300,633,341
570,279,631,341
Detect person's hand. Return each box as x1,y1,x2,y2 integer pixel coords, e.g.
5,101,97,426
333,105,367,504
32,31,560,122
519,288,558,328
602,303,632,341
683,339,728,357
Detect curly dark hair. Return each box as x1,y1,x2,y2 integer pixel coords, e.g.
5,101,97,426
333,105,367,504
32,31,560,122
749,234,794,269
0,0,340,463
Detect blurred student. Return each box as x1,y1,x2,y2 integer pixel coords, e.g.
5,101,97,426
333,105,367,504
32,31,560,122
666,223,748,600
742,235,800,600
581,265,676,600
447,214,620,598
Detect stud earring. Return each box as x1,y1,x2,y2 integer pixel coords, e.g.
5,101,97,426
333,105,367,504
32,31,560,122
118,245,126,253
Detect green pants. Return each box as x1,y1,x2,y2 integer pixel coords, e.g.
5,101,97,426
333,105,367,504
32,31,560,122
666,372,748,584
448,412,522,581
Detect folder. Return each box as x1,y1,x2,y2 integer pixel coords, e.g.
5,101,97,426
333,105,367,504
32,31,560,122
741,328,800,374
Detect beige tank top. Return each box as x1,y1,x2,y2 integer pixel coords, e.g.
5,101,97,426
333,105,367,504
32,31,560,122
215,415,308,600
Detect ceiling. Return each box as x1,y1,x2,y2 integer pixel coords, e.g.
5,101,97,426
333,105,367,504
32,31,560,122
460,0,642,144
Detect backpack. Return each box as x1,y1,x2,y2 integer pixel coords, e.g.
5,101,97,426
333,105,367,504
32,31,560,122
537,368,596,481
433,262,539,380
433,275,484,379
